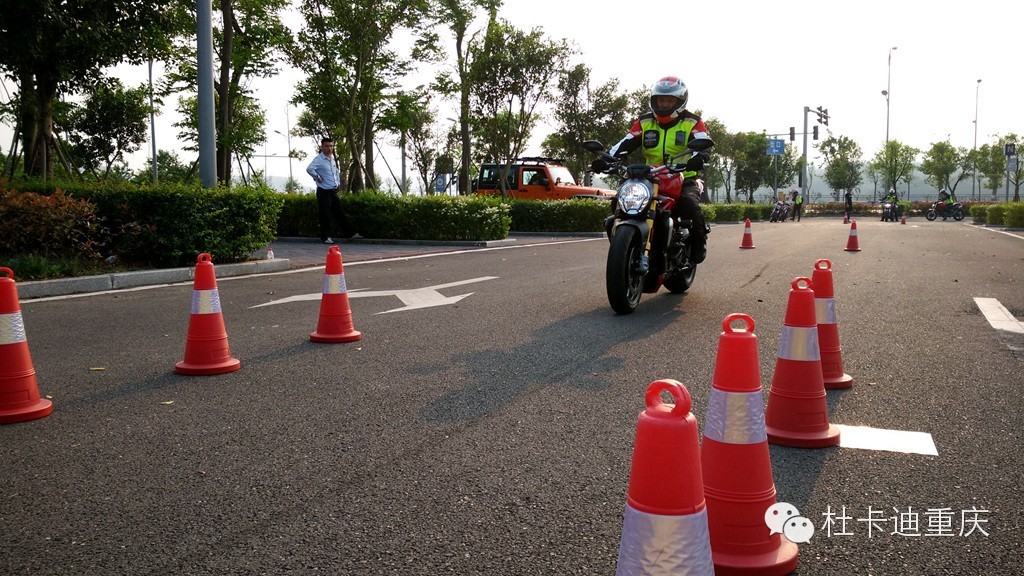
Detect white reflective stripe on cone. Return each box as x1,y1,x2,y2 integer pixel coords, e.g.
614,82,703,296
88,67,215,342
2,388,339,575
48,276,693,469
778,325,821,361
191,289,222,314
704,388,767,444
0,311,28,345
323,273,347,294
849,229,859,236
617,505,714,576
815,297,837,324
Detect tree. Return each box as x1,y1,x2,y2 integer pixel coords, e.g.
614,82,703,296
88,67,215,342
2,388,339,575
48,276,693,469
733,132,776,203
542,64,635,185
162,0,293,185
976,143,1007,200
918,141,971,197
435,0,498,195
818,135,864,200
703,117,737,203
0,0,176,179
469,19,570,198
64,78,152,180
870,140,919,193
377,91,437,194
291,0,435,192
132,149,199,184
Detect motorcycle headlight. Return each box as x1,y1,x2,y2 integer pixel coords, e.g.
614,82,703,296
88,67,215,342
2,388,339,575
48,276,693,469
617,179,653,215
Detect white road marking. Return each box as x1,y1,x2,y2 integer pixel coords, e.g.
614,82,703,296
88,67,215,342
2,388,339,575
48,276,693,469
251,276,498,314
974,297,1024,334
835,424,938,456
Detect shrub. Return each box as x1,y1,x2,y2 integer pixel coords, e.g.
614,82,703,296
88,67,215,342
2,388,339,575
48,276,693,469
0,185,106,259
509,198,611,233
713,203,745,222
1004,203,1024,229
11,179,283,267
969,204,988,224
986,204,1006,226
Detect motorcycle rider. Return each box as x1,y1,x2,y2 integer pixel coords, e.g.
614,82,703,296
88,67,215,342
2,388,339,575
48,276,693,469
882,188,898,221
937,188,953,219
600,76,712,263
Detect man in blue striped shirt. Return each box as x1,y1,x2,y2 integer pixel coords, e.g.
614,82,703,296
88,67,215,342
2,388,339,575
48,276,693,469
306,138,357,244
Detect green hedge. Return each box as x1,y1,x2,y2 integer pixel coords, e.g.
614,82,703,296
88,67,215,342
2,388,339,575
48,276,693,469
1003,203,1024,228
276,192,511,241
10,179,283,267
970,204,988,224
986,204,1006,226
508,198,611,233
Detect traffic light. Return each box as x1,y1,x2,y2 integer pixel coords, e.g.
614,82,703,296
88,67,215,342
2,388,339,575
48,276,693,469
816,106,829,126
789,126,795,141
812,125,819,140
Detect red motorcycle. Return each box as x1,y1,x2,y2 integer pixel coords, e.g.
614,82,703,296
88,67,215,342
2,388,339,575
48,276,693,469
584,138,713,315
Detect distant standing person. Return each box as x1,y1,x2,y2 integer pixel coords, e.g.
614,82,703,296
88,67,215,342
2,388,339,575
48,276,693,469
790,188,803,221
306,137,357,244
844,189,853,221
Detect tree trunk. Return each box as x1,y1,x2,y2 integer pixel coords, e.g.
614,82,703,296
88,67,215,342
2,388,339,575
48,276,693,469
456,27,471,195
363,100,375,190
216,0,234,184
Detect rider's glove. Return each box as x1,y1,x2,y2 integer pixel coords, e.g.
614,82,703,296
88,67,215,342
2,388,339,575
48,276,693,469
684,153,708,171
590,158,610,173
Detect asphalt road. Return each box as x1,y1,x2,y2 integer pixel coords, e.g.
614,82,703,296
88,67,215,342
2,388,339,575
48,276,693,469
4,219,1023,575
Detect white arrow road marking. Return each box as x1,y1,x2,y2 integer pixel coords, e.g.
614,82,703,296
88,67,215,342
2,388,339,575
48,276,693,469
251,277,497,314
974,297,1024,334
835,425,938,456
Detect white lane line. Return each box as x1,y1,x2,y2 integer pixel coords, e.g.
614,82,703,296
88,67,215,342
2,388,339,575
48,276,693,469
835,425,938,456
974,297,1024,334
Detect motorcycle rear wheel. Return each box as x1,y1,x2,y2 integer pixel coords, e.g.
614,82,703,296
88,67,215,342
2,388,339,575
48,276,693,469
606,226,644,315
952,207,965,221
925,209,937,222
663,262,696,293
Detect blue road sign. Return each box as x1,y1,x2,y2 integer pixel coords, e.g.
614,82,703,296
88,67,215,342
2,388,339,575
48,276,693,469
434,173,447,193
767,139,786,156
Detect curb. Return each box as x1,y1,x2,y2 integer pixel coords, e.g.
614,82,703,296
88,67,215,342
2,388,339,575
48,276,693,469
17,258,291,300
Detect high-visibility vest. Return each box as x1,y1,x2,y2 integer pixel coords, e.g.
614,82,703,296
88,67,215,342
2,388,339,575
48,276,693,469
637,115,701,178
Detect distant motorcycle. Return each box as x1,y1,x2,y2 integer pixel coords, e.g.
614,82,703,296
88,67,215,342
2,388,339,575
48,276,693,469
881,200,900,222
769,200,790,222
926,201,965,221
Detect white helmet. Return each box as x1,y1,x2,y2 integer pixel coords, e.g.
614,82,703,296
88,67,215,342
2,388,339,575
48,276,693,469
649,76,689,123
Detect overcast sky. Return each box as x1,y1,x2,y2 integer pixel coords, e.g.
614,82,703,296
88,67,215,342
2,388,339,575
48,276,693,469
3,0,1020,194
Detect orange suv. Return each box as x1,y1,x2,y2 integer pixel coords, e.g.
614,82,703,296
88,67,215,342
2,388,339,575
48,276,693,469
473,157,615,200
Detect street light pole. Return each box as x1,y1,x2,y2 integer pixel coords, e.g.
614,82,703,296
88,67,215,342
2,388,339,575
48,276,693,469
885,46,897,144
972,78,982,200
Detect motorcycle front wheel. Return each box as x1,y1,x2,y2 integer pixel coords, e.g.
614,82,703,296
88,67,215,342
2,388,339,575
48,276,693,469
925,209,938,222
606,225,644,315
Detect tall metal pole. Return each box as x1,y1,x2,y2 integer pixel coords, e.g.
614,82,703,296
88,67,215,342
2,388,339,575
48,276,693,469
196,0,217,188
148,59,158,182
285,105,293,183
801,106,809,201
885,46,896,144
972,78,982,200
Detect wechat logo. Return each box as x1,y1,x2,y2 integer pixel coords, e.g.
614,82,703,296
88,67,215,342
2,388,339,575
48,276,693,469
765,502,815,544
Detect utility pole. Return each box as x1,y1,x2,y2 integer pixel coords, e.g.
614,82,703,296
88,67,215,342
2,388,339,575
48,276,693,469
196,0,217,188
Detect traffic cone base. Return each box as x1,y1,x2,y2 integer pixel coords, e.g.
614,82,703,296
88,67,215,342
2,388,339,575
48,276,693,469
767,423,841,448
175,254,241,375
739,218,756,249
0,268,53,424
310,246,362,343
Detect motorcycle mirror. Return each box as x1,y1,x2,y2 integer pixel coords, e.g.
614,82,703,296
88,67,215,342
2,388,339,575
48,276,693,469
583,140,605,153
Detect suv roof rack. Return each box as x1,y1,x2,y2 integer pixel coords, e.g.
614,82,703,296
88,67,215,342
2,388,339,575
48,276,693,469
516,156,566,165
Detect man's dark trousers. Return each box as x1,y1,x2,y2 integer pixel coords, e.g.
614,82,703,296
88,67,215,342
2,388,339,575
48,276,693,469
316,187,355,241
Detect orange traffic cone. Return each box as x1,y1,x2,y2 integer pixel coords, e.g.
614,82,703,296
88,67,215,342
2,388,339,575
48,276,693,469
310,245,361,343
843,214,849,224
844,221,861,252
812,259,853,390
617,379,714,575
702,314,799,575
0,268,53,424
739,218,756,249
900,215,907,225
175,254,241,375
765,278,840,448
